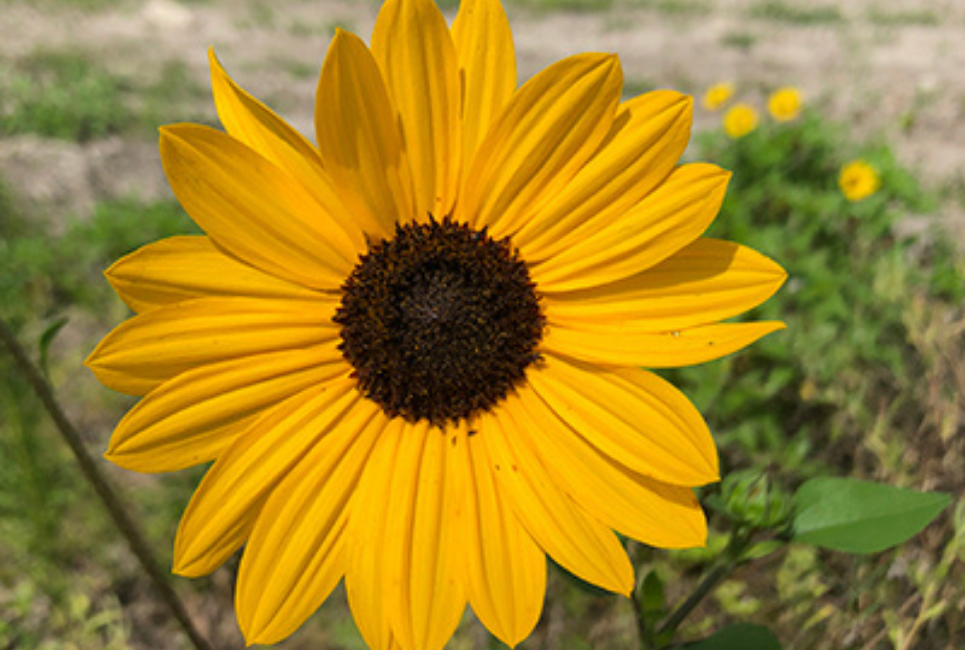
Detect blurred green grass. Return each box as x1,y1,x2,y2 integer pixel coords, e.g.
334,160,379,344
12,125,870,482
747,0,844,25
0,48,206,142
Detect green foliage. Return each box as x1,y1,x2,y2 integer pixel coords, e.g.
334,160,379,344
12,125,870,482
0,369,79,599
0,50,205,142
0,192,197,648
0,197,198,327
634,0,711,15
747,0,843,25
790,477,951,554
511,0,613,12
668,109,965,477
720,31,756,50
708,469,791,529
866,7,940,26
0,579,132,650
0,0,130,8
0,49,131,141
662,108,962,649
637,570,665,617
685,623,782,650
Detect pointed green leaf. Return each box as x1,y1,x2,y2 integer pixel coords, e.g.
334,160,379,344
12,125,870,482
39,316,68,379
791,477,951,554
638,570,665,616
684,623,781,650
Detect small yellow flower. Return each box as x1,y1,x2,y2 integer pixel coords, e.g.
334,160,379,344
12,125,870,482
723,103,758,138
702,82,734,111
767,86,802,121
839,160,880,201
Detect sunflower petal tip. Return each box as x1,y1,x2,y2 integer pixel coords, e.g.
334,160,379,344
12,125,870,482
170,556,190,577
241,623,281,649
171,558,205,579
103,447,144,473
697,468,721,488
670,92,693,111
158,124,180,146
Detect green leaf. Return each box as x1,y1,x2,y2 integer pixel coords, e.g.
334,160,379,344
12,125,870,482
791,477,951,554
637,570,664,616
744,539,785,561
39,316,69,379
684,623,781,650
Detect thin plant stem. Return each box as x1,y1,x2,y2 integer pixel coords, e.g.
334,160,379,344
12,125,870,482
655,528,753,642
655,562,734,639
630,590,652,650
0,318,215,650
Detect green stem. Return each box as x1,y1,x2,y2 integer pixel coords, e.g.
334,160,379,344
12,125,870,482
655,529,753,642
631,590,653,650
0,318,215,650
655,562,734,639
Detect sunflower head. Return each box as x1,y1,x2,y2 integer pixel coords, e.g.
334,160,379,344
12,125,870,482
334,216,545,426
86,0,787,648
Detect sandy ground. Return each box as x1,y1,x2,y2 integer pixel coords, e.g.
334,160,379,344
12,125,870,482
1,0,964,233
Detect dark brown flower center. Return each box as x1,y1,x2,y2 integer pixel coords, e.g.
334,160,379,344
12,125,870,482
335,217,544,427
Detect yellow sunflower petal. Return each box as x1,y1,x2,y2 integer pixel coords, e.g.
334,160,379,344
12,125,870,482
235,389,384,645
451,0,516,168
346,418,406,650
528,354,718,486
105,345,347,473
544,320,787,368
160,125,358,288
457,429,546,647
86,296,338,396
479,401,634,596
388,422,466,650
371,0,461,218
544,238,787,331
105,236,321,314
348,421,466,650
173,380,362,577
209,48,321,176
207,50,365,249
315,30,415,237
530,163,729,291
459,53,623,238
515,91,692,260
514,387,707,548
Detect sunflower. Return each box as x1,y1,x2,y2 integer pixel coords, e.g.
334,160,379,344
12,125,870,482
87,0,786,647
